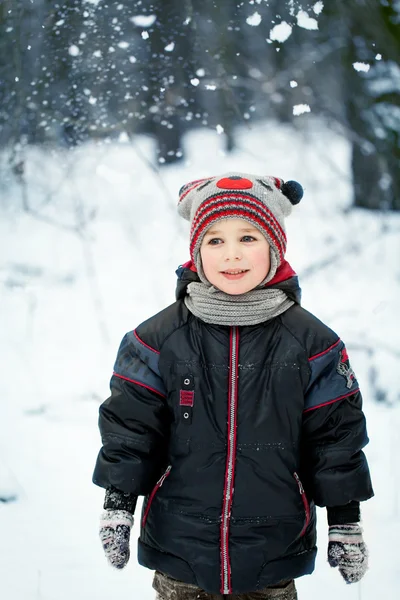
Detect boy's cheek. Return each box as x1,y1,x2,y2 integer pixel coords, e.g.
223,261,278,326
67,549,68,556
201,250,216,273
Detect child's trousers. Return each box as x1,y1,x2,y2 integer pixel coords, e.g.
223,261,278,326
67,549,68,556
153,571,297,600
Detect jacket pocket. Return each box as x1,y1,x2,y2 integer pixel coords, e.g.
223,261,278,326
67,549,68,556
294,471,310,537
142,465,172,528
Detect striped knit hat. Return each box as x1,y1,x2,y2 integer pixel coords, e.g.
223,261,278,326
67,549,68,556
177,172,303,284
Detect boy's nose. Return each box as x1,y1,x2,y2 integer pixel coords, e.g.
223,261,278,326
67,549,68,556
223,244,242,260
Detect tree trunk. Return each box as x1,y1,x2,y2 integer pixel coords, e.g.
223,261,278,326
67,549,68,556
342,0,400,210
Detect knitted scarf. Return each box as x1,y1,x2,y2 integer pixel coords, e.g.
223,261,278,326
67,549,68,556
184,281,294,326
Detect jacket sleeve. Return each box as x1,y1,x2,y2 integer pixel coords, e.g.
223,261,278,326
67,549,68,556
301,338,374,508
92,330,170,498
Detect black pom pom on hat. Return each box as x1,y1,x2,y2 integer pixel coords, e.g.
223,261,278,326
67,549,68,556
281,180,303,205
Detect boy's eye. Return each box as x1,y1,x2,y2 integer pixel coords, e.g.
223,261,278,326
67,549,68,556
207,235,257,245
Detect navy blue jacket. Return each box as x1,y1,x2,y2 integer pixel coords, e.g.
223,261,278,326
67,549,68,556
93,264,373,594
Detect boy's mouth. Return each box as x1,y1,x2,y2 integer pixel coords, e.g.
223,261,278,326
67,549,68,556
220,269,249,280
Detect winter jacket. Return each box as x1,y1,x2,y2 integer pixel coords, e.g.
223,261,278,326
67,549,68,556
93,263,373,595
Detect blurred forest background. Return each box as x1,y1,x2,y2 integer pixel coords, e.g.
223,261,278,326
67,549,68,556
0,0,399,211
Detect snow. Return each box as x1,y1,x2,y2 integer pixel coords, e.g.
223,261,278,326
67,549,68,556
313,1,324,15
353,62,371,73
1,119,399,599
296,10,319,30
269,22,293,43
293,103,311,115
130,15,157,28
68,45,80,57
246,12,262,27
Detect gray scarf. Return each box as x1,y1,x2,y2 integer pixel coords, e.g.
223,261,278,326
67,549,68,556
184,281,294,326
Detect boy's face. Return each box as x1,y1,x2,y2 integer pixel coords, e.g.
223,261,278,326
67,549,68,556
200,218,271,295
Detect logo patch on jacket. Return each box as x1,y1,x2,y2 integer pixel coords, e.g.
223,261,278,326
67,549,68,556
337,347,356,389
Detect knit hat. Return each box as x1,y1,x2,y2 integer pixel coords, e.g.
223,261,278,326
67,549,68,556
177,172,303,284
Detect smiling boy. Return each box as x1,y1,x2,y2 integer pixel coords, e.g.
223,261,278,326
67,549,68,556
200,220,271,294
93,172,373,600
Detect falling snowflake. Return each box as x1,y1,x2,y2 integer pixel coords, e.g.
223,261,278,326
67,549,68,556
269,22,292,43
246,12,262,26
353,62,370,73
130,15,157,27
297,10,318,30
313,1,324,15
293,104,311,116
68,45,80,57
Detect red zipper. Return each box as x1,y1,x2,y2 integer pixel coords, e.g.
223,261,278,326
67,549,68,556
220,327,239,595
294,472,310,537
141,465,172,528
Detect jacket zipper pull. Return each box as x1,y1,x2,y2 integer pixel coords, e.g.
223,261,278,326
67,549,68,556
157,465,172,486
294,472,304,494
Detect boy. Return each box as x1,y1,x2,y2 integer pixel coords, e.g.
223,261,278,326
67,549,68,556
93,173,373,600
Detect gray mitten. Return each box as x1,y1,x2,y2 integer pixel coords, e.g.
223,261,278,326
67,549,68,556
99,509,134,569
328,523,368,583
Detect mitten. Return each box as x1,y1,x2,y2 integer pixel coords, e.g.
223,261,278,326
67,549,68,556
327,523,368,583
99,509,134,568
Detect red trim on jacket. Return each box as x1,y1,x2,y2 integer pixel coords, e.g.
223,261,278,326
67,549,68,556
220,327,239,595
113,372,166,398
141,466,172,528
308,338,341,362
133,329,160,354
303,388,359,413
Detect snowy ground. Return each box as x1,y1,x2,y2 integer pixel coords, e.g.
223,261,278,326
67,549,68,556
1,119,399,599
